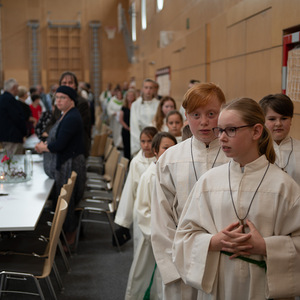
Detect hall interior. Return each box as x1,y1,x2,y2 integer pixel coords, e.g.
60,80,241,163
1,0,300,138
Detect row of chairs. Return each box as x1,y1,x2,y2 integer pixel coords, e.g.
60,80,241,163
74,132,129,253
0,171,77,299
0,129,129,298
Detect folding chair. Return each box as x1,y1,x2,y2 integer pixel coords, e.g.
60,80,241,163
0,199,68,300
75,163,126,252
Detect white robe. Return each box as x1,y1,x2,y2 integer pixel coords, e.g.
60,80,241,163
130,97,160,155
273,136,300,185
115,149,156,229
173,155,300,300
151,137,229,299
107,96,123,148
125,162,163,300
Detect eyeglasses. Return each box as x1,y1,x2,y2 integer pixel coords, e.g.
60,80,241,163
212,125,254,137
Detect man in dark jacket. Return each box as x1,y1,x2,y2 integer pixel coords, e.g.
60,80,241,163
0,78,27,154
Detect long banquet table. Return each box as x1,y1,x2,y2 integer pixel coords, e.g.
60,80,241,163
0,154,55,232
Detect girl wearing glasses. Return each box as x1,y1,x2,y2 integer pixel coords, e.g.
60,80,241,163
259,93,300,185
173,98,300,300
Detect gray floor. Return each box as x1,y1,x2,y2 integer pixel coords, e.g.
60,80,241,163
1,222,133,300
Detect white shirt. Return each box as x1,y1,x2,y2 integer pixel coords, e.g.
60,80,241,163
130,97,160,155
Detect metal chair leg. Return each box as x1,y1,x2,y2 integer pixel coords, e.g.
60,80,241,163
106,213,122,252
0,273,6,298
57,239,70,272
52,261,64,291
61,230,72,256
45,276,57,300
33,276,46,300
74,209,84,252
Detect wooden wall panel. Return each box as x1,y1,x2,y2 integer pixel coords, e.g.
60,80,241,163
245,50,271,101
226,56,246,101
2,0,129,92
210,14,227,62
184,27,206,67
270,47,282,93
2,0,300,104
226,0,271,26
171,64,206,106
210,60,227,95
271,0,300,45
4,70,29,88
246,9,272,53
227,22,246,57
290,114,300,139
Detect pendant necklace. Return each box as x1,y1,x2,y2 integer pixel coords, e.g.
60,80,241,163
275,137,293,172
228,160,270,233
190,136,221,181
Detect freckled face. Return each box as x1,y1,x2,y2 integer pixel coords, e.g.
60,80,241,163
186,96,221,144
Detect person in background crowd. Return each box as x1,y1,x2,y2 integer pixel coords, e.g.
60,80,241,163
173,97,300,300
259,93,300,185
59,71,92,158
35,85,86,247
99,82,113,125
152,96,176,132
45,83,58,112
107,88,124,148
130,79,160,155
119,88,136,160
86,83,95,126
153,81,162,100
36,84,51,112
29,94,42,134
17,85,36,137
151,82,228,300
166,110,184,143
122,81,129,96
0,78,27,155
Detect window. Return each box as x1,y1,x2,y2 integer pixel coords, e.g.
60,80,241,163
131,3,137,41
157,0,164,12
141,0,147,30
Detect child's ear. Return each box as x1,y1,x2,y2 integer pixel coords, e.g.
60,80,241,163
252,124,263,141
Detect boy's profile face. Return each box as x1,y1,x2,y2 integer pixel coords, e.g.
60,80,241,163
186,96,221,145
